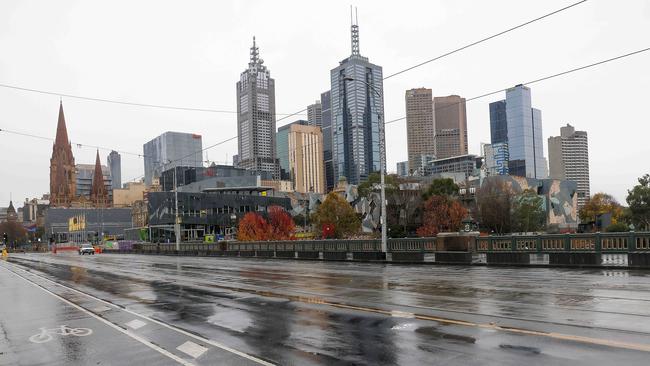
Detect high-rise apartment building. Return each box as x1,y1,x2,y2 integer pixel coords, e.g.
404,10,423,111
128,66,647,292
548,124,590,209
320,91,334,191
307,101,322,127
396,161,409,177
143,132,203,186
107,150,121,190
236,37,280,179
433,95,468,159
405,88,434,174
277,121,325,193
489,85,547,179
330,14,385,185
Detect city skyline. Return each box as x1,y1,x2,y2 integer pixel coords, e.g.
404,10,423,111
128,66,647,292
1,1,649,204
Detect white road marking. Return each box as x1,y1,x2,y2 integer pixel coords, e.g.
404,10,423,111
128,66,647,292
391,310,415,319
126,319,147,330
93,305,112,313
177,341,208,359
0,264,194,366
2,261,274,366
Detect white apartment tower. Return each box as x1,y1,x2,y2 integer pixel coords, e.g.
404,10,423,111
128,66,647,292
548,124,590,209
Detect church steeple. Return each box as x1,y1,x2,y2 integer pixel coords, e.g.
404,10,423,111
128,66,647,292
49,101,76,207
90,150,109,207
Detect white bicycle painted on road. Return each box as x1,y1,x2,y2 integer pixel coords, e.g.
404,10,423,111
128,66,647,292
29,325,93,343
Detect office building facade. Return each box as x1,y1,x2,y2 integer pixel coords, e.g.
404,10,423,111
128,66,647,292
396,161,409,177
330,15,385,185
483,142,509,176
433,95,468,159
236,37,280,179
143,132,203,186
107,150,121,190
489,85,547,179
75,163,113,201
320,90,334,191
548,124,590,209
405,88,435,174
307,101,322,127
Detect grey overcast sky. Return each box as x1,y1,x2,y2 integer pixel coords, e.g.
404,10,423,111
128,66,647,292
1,0,649,207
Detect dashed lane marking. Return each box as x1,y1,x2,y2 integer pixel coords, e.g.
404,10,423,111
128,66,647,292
126,319,147,330
177,341,208,359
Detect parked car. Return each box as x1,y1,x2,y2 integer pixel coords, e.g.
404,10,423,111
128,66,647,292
78,244,95,255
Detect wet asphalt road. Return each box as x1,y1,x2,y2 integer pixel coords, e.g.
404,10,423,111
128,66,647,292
3,253,650,365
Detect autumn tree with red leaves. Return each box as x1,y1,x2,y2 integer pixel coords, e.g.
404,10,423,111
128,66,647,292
236,206,296,241
416,195,467,237
268,206,296,240
237,213,270,241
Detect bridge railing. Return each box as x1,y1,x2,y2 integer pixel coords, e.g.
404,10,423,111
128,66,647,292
476,232,650,254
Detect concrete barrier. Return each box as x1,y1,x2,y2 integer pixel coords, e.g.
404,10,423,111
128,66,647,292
323,252,347,260
435,252,472,264
275,251,295,258
628,252,650,268
549,252,602,266
486,252,531,265
352,252,386,261
297,251,319,259
391,252,424,262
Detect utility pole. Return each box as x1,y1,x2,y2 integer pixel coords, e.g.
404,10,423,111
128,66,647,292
173,166,180,251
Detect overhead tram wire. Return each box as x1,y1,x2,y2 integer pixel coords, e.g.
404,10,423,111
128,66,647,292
383,0,587,80
0,127,146,157
0,82,305,116
2,0,591,182
383,47,650,125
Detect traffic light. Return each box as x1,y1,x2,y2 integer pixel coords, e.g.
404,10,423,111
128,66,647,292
2,232,7,244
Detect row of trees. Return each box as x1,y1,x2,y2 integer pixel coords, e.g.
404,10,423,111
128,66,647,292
477,179,546,234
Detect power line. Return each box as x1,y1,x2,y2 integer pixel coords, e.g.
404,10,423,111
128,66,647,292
383,0,587,79
385,47,650,125
0,82,305,116
0,127,145,157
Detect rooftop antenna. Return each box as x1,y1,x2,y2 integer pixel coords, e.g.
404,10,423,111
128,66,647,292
249,35,260,67
350,6,360,56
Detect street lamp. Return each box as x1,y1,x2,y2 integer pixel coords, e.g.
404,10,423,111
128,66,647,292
343,76,387,254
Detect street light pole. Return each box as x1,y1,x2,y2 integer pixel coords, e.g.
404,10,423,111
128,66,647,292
343,76,387,254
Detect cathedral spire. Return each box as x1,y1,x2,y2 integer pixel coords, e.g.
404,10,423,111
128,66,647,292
350,6,360,56
55,100,70,147
91,150,108,207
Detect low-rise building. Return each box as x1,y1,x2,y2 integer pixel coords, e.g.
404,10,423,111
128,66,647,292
113,182,146,207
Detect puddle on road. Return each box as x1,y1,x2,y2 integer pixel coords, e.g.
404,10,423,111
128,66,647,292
415,326,476,344
499,344,542,355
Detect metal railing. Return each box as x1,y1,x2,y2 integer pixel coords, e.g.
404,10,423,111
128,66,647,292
475,232,650,254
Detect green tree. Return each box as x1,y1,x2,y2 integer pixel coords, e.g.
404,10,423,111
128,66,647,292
579,192,623,224
511,189,546,233
626,174,650,231
605,222,629,232
311,192,361,238
422,178,459,200
357,173,400,198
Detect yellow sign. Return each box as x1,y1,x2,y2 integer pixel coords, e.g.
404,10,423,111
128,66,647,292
68,214,86,232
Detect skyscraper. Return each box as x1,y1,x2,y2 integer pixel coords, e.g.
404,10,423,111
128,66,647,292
489,85,547,179
277,121,325,193
548,124,590,209
320,90,334,191
49,101,76,207
236,37,280,179
330,12,385,185
433,95,468,159
396,161,409,177
107,150,121,190
143,132,203,186
405,88,434,174
307,101,322,127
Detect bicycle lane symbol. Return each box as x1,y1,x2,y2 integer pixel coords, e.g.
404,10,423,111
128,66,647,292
29,325,93,343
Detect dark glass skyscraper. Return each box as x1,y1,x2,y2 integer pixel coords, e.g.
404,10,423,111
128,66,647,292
320,90,334,190
489,100,507,144
330,14,384,185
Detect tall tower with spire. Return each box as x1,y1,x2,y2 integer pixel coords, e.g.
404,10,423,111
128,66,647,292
330,8,385,185
235,37,280,179
90,150,110,207
49,101,77,207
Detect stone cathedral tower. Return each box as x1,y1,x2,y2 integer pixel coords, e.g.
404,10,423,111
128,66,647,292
49,102,77,207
